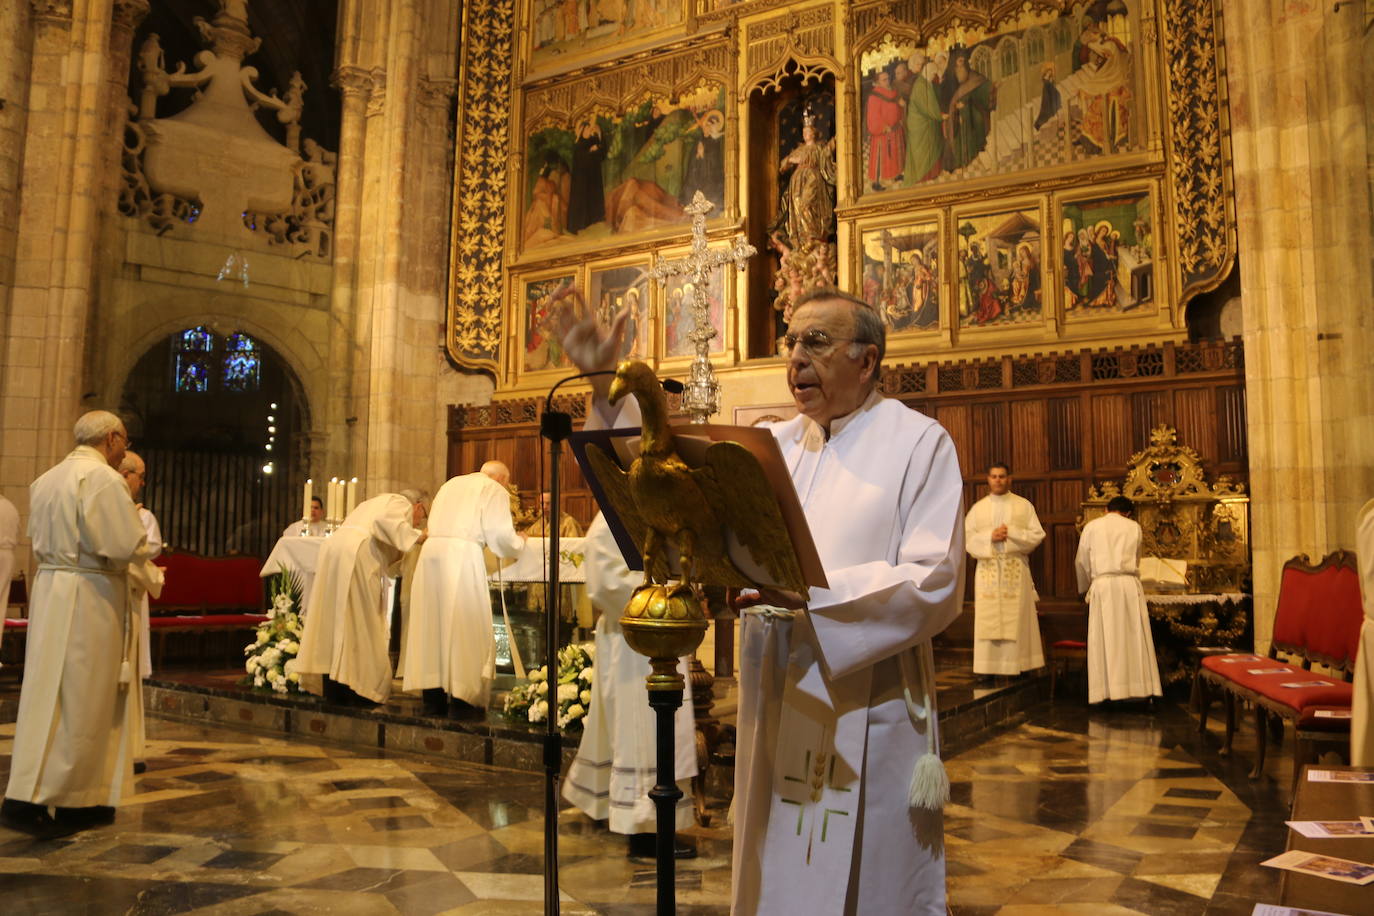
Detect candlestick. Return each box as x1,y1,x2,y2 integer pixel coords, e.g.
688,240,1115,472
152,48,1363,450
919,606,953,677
345,477,357,517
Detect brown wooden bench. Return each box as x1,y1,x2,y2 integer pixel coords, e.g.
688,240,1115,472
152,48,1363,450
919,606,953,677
1196,550,1362,783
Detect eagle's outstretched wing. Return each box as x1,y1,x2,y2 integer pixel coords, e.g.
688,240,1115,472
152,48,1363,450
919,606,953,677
584,443,665,582
697,440,808,598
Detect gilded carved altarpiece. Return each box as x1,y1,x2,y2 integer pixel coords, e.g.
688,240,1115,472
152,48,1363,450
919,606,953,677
446,0,1234,392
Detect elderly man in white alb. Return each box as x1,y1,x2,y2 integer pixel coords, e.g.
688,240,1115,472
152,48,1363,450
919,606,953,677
966,462,1046,678
0,411,149,839
1075,495,1161,704
296,490,423,706
118,450,165,774
403,462,524,718
555,285,966,915
283,496,326,537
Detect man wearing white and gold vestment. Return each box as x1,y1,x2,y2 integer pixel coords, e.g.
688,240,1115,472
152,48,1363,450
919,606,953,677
402,464,524,716
554,285,966,916
297,492,422,705
1,411,149,840
1076,496,1161,704
966,462,1046,676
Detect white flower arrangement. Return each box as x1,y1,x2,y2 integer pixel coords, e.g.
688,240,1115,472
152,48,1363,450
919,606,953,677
243,569,305,695
503,642,595,731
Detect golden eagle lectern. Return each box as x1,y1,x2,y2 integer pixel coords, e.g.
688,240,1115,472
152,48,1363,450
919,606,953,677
584,359,807,597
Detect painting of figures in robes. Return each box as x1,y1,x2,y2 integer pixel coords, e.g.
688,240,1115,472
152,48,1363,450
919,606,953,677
956,207,1043,329
857,0,1139,194
659,254,726,358
588,263,652,360
1060,189,1154,316
522,84,727,251
521,274,578,372
858,218,941,333
526,0,683,76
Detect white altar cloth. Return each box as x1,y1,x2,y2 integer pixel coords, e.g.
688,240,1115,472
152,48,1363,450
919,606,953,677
490,536,588,585
260,536,325,614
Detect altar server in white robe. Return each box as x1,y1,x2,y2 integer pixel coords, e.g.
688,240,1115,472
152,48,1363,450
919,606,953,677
118,451,164,770
283,496,327,537
1350,497,1374,765
403,463,523,714
297,492,422,704
966,463,1046,676
1075,496,1161,704
562,517,698,858
0,493,18,666
1,411,149,839
554,285,965,915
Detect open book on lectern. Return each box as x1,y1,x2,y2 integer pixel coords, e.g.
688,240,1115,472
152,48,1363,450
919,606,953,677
569,425,828,594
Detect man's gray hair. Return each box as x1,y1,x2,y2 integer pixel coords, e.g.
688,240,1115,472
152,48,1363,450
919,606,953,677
792,287,887,364
73,410,124,446
398,487,430,508
118,450,145,474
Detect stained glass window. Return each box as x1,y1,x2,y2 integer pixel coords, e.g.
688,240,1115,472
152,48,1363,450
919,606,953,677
173,326,213,393
222,332,261,392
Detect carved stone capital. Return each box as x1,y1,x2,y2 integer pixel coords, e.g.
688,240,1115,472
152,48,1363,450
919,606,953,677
112,0,150,31
416,77,456,109
331,65,373,100
366,67,387,117
30,0,73,24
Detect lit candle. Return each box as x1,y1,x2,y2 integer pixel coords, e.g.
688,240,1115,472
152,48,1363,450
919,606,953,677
345,477,357,517
328,477,339,522
302,478,313,523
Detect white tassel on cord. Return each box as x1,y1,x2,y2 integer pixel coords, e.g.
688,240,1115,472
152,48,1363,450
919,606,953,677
900,644,948,810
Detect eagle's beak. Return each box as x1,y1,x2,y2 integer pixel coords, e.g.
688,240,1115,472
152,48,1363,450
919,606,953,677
607,371,627,405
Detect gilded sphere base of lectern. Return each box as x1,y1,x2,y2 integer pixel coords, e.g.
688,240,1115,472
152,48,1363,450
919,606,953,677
620,584,708,692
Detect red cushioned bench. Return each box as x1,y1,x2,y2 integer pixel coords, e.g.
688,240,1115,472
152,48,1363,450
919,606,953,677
1196,550,1362,783
149,552,268,666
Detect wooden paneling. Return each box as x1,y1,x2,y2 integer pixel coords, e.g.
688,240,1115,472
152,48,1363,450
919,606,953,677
970,402,1008,473
1047,397,1081,471
1174,387,1216,463
1010,400,1048,474
1218,385,1248,463
933,404,972,476
1131,390,1171,453
1091,394,1131,470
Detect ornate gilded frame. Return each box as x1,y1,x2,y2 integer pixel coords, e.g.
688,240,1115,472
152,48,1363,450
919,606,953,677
848,207,947,350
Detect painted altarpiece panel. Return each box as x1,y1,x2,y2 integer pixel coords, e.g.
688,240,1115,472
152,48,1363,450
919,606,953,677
523,0,687,79
657,243,730,360
853,0,1146,196
587,259,654,362
519,270,580,374
953,203,1046,331
518,44,733,258
854,214,942,335
1057,185,1155,318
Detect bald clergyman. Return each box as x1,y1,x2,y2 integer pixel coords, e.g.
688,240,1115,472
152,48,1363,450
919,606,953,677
401,461,525,718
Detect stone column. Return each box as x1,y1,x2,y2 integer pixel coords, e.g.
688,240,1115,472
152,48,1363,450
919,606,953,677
1222,0,1374,649
0,0,118,526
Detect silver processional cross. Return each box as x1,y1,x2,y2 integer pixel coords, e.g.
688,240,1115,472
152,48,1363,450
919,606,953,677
651,190,756,423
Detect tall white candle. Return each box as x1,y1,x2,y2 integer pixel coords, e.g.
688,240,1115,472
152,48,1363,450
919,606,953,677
302,478,313,522
328,477,339,522
345,477,357,517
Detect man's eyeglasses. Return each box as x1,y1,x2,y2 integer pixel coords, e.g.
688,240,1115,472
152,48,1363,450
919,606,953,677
781,328,862,359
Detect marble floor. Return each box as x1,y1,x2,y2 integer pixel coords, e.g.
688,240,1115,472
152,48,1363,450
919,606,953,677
0,696,1296,914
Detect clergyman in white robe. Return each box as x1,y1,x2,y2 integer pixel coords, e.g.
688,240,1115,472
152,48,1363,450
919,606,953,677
966,489,1045,675
735,391,966,916
297,494,420,703
5,444,148,810
1350,497,1374,766
0,494,18,665
127,504,163,763
1075,507,1162,703
402,472,523,707
562,513,697,834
